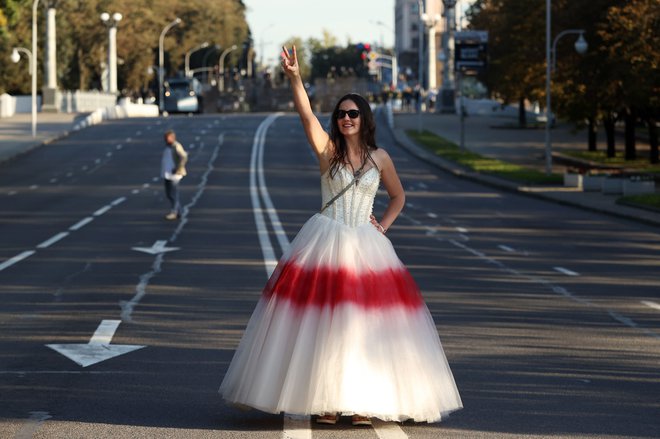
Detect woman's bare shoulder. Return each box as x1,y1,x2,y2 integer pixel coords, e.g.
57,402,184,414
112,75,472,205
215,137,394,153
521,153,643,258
370,147,394,170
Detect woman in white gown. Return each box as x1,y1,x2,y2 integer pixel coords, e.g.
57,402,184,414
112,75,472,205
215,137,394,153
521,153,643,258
219,46,462,426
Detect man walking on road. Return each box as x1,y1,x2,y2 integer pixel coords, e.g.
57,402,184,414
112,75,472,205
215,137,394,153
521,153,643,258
161,129,188,220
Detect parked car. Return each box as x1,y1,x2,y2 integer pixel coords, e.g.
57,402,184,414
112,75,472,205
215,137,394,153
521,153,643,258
163,77,203,113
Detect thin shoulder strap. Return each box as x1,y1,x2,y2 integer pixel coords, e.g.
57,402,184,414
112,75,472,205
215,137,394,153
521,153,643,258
319,163,366,213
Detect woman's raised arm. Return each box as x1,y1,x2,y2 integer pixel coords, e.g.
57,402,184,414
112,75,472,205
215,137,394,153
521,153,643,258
281,46,331,161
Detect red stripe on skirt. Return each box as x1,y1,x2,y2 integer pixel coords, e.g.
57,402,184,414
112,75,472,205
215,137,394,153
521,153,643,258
263,260,424,309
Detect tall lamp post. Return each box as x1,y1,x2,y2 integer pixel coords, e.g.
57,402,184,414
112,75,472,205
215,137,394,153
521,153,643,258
29,0,40,135
100,12,123,94
185,42,209,78
421,13,441,91
218,45,237,92
159,17,182,113
11,48,35,137
440,0,457,113
372,20,398,89
544,0,587,174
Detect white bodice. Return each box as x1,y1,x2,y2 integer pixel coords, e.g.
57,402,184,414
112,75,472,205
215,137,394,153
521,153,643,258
320,166,380,227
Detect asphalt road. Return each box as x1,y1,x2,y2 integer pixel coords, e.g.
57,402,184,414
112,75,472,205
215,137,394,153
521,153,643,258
0,112,658,439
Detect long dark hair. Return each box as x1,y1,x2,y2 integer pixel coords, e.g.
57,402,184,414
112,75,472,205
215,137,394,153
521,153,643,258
328,93,378,177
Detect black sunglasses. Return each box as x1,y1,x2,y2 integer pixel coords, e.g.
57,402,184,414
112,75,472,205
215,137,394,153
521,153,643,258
336,109,360,119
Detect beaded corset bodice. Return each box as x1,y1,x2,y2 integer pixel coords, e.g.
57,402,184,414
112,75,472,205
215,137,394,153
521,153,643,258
320,166,380,227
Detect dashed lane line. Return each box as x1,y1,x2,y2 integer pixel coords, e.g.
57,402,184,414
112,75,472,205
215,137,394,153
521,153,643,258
69,217,94,231
554,266,580,276
0,196,128,273
93,205,112,216
36,232,70,249
642,300,660,311
498,245,515,252
0,251,35,272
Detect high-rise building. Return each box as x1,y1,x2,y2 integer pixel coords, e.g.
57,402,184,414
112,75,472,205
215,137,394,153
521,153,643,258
394,0,445,89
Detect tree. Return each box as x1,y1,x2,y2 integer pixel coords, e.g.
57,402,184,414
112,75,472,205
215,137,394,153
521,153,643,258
1,0,250,96
467,0,547,127
597,0,659,162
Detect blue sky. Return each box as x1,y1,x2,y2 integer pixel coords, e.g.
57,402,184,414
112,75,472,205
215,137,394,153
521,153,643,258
243,0,395,66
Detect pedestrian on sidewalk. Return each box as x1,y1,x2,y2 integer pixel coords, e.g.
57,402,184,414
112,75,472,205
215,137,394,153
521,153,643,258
219,45,462,426
161,129,187,220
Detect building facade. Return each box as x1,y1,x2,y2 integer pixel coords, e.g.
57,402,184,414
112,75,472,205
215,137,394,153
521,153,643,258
395,0,475,92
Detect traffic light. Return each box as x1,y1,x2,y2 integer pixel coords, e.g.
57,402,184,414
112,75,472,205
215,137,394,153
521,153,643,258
357,43,372,63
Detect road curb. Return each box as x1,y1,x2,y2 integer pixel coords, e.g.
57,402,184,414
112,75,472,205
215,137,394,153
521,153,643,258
385,115,660,229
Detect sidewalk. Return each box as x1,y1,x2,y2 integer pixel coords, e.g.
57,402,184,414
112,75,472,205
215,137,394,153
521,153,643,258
392,112,660,228
0,112,84,164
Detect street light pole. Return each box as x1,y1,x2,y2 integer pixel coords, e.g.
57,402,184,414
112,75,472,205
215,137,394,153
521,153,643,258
544,0,587,174
422,13,441,91
416,0,426,132
159,17,182,113
440,0,457,113
185,42,209,78
11,47,35,137
218,45,237,92
100,12,123,94
372,20,398,88
30,0,40,137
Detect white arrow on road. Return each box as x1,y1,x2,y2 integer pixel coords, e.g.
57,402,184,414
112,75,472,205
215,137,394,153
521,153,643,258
46,320,145,367
131,240,180,255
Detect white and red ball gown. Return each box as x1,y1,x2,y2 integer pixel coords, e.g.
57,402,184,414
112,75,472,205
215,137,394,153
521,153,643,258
220,164,463,422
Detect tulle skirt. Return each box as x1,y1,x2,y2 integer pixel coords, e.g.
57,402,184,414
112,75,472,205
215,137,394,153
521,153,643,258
219,214,462,422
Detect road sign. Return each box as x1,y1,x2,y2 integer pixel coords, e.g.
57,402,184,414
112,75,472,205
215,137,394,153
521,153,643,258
455,31,488,75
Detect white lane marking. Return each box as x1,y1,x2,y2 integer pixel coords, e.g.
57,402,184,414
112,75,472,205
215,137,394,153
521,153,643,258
642,301,660,311
195,136,201,141
372,418,409,439
116,144,123,150
132,240,180,255
121,254,163,322
554,266,579,276
111,196,126,206
66,172,73,177
256,115,290,254
69,217,94,231
125,137,132,143
456,227,468,233
131,189,140,194
405,202,416,208
50,178,57,183
417,181,428,189
30,185,38,190
36,232,69,249
426,212,438,219
136,131,142,136
90,319,121,344
122,134,223,322
14,411,51,439
93,205,112,216
142,183,150,188
81,165,88,171
0,251,35,272
250,114,285,276
106,152,113,157
448,238,660,340
8,190,17,196
282,414,312,439
498,245,515,252
46,320,145,367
